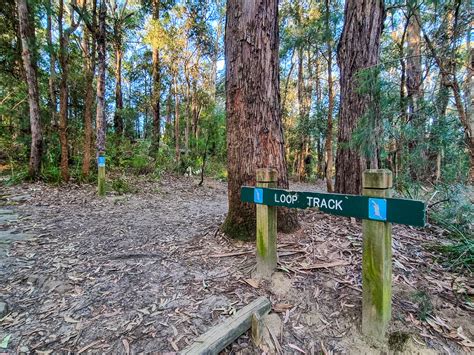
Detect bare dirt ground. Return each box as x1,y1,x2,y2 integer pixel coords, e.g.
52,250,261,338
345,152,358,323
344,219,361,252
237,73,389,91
0,174,472,354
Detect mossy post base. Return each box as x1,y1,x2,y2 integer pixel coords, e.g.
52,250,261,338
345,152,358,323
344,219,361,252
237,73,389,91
256,168,277,279
98,153,106,196
362,169,393,342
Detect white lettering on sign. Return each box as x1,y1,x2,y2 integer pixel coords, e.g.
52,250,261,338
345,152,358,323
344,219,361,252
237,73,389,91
274,193,298,205
306,196,343,210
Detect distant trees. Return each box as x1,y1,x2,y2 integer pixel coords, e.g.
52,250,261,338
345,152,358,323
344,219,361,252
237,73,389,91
3,0,471,193
223,0,298,240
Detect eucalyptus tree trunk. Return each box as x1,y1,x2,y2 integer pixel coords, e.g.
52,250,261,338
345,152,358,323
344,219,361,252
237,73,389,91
81,0,96,177
395,20,408,182
17,0,43,179
96,0,106,156
46,0,57,130
467,43,474,182
185,73,191,154
58,0,81,182
58,0,69,182
324,0,334,192
335,0,384,195
192,79,201,140
296,48,306,181
174,75,180,163
406,5,424,180
150,0,161,155
114,38,124,137
296,48,312,181
222,0,298,240
406,9,423,118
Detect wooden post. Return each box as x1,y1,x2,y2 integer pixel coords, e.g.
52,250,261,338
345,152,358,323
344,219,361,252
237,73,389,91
256,168,278,278
98,152,106,196
362,169,393,342
251,312,264,346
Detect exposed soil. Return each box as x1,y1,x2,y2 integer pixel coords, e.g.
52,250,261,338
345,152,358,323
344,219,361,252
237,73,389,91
0,174,472,354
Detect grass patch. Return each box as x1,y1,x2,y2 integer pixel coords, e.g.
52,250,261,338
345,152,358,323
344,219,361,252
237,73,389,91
388,331,411,352
411,290,433,321
111,177,136,195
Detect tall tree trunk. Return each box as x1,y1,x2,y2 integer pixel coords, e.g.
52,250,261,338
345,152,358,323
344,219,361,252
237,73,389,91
185,74,191,154
46,0,57,130
222,0,298,240
114,41,124,136
281,48,295,119
296,48,308,181
335,0,384,194
192,79,201,140
150,0,161,155
395,20,409,184
406,8,423,118
464,0,473,182
17,0,42,179
406,5,424,180
324,0,334,192
467,31,474,182
174,75,180,163
96,0,106,156
81,0,96,177
143,68,149,138
162,88,171,142
58,0,69,182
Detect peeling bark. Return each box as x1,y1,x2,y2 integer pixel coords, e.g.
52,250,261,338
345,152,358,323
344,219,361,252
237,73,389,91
223,0,298,240
335,0,384,194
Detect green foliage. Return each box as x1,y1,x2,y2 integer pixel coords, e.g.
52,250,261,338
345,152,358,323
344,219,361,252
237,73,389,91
111,176,136,194
429,184,474,272
40,165,62,184
4,169,29,186
411,290,433,321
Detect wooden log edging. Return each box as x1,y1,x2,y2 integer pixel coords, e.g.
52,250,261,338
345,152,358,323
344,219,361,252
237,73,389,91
181,296,271,355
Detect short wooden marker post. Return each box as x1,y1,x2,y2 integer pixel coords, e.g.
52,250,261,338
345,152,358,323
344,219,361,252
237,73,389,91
256,168,278,278
98,152,106,196
362,169,393,342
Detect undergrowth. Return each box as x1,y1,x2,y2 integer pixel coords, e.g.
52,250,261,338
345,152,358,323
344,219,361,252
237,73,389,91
428,184,473,272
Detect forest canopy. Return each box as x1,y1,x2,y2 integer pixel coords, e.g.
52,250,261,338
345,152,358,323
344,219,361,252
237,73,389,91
0,0,472,231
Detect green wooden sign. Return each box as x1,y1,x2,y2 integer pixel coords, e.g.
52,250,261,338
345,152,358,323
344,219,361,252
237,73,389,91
241,186,426,227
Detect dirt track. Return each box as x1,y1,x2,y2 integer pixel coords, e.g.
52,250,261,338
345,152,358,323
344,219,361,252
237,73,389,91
0,175,472,353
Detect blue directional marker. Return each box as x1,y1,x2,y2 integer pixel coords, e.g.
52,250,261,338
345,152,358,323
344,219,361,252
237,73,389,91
368,198,387,221
254,188,263,204
98,156,106,167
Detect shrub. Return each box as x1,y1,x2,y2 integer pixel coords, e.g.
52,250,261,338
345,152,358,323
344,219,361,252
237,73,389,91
429,184,473,272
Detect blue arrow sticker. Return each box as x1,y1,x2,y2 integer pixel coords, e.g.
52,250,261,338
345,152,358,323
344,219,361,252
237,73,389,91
98,156,106,167
368,198,387,221
254,188,263,204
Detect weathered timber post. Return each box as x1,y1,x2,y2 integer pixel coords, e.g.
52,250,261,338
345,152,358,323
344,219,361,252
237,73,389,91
256,168,278,278
98,152,106,196
362,169,393,342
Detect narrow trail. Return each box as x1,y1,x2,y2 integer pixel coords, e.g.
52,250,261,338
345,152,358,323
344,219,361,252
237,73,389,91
0,175,472,353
